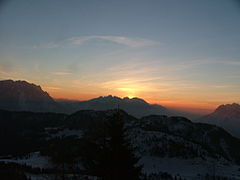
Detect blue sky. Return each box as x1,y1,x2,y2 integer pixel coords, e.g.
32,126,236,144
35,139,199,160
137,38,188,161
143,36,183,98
0,0,240,111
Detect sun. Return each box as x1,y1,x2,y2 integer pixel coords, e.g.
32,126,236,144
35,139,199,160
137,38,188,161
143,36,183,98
127,95,135,98
117,87,137,98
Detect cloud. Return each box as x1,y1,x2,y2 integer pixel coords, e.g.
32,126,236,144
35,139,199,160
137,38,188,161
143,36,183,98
33,42,61,49
218,60,240,65
155,58,240,72
44,86,62,90
52,72,72,75
70,35,159,47
0,61,13,72
0,61,23,79
36,35,159,48
189,59,240,67
209,85,233,89
0,70,10,76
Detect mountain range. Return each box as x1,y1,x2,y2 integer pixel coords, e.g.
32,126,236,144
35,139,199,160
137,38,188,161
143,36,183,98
0,80,61,112
58,95,173,117
0,79,173,117
0,79,239,138
1,79,240,178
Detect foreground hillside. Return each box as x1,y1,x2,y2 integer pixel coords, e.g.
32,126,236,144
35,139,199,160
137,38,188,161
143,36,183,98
0,109,240,179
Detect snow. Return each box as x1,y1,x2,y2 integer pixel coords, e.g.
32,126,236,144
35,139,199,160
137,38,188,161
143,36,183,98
45,128,83,139
140,156,240,179
26,173,98,180
2,115,240,179
127,121,240,179
1,152,240,179
0,152,52,168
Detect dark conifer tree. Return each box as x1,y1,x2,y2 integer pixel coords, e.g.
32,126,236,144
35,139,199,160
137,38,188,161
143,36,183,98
104,112,142,180
82,111,142,180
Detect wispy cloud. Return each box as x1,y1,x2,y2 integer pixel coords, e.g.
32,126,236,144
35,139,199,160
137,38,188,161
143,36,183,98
101,78,159,94
0,61,23,79
35,35,159,48
151,58,240,72
181,59,240,68
52,71,73,75
70,36,158,47
0,70,11,76
218,60,240,65
209,85,234,89
33,42,62,49
44,86,62,90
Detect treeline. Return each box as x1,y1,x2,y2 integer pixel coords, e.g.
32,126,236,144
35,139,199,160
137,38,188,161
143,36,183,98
40,112,142,179
0,162,234,180
0,109,66,156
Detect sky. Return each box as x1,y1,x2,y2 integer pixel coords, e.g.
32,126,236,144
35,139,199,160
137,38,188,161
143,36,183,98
0,0,240,113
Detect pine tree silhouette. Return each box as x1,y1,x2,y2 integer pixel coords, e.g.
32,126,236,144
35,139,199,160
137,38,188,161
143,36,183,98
82,111,142,180
104,112,142,180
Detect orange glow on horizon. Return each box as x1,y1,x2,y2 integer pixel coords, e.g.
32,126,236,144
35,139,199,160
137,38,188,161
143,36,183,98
147,99,216,114
44,85,216,115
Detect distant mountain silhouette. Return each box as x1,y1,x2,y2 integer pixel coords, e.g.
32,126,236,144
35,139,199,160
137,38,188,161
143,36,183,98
198,103,240,138
0,79,201,119
0,80,61,112
58,95,173,118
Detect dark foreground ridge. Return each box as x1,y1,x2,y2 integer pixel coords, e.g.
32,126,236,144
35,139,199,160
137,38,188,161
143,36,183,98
1,108,240,179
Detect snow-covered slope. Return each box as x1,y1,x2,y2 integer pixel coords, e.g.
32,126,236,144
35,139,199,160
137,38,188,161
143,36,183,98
1,109,240,179
127,115,240,179
0,152,52,169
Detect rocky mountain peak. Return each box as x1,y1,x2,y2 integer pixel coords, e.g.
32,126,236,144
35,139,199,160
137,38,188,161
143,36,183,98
0,79,58,112
214,103,240,118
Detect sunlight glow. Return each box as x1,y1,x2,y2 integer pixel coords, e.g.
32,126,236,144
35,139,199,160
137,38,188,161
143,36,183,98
117,87,137,98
